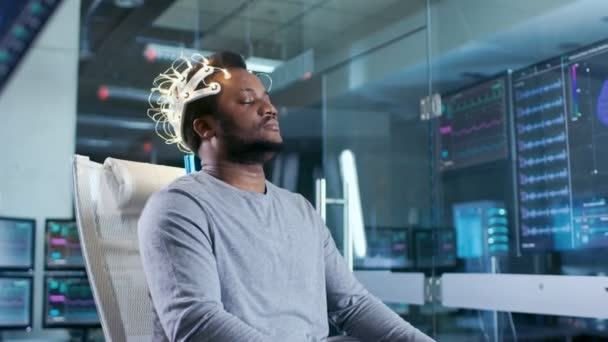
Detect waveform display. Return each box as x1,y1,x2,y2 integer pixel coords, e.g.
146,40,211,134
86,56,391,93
45,220,84,269
522,225,571,236
45,277,99,326
521,187,570,202
515,65,572,247
0,278,31,327
517,115,565,134
516,79,562,100
519,150,567,168
451,86,503,114
0,218,34,269
517,98,563,117
520,169,568,185
452,141,506,159
521,206,570,219
439,77,507,171
518,132,566,151
440,118,502,137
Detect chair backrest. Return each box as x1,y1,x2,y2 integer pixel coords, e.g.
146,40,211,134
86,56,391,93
72,155,184,342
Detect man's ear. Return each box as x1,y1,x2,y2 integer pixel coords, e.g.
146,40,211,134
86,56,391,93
193,116,216,141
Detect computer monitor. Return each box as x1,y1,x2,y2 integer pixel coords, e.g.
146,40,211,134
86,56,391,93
438,76,509,171
0,217,35,270
513,39,608,251
0,277,32,329
0,1,63,93
563,40,608,250
413,228,456,268
45,219,85,269
453,201,509,258
44,276,100,327
354,227,412,269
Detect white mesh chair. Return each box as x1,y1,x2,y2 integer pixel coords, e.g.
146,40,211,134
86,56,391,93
72,155,184,342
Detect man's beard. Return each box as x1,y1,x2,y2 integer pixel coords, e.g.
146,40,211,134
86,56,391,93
219,117,284,165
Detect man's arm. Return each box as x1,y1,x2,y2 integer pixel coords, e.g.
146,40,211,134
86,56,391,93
321,224,435,342
138,188,270,342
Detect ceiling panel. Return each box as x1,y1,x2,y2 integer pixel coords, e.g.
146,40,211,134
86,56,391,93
322,0,403,15
167,0,244,14
244,0,310,24
300,7,360,33
218,16,277,40
153,7,218,31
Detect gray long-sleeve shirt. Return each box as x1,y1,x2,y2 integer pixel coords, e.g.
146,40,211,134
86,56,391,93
138,171,434,342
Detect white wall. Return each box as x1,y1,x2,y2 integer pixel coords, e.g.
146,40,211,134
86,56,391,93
0,0,80,340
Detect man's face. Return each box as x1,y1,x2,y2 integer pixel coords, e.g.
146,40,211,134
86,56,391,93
213,68,283,163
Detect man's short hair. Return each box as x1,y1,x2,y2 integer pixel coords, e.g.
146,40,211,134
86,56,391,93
181,51,247,153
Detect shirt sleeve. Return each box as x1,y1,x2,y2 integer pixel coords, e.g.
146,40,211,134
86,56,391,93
321,220,435,342
138,188,270,342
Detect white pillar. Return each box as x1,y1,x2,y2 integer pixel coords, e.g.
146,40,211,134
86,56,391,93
0,0,80,340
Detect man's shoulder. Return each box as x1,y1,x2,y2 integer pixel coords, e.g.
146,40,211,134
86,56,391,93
268,182,306,202
268,182,317,216
146,172,208,207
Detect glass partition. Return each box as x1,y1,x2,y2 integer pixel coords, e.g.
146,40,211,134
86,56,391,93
56,1,608,341
319,0,434,335
428,0,608,340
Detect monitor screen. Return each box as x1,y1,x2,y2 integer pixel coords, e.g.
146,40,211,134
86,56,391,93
0,277,32,328
0,0,63,93
45,219,85,269
413,229,456,268
513,40,608,251
438,76,509,171
564,41,608,249
0,217,35,269
44,276,100,327
453,201,509,258
354,227,411,269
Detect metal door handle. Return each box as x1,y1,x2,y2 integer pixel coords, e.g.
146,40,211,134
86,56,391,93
315,178,352,270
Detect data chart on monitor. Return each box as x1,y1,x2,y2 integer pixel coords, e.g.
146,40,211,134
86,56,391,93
514,42,608,251
564,41,608,249
513,58,573,251
0,217,34,269
438,77,509,171
44,277,99,327
0,277,31,328
45,220,84,269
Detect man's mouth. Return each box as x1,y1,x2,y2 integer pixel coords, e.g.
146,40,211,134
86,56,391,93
263,119,280,131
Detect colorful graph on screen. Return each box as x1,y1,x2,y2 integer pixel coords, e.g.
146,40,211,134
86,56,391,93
45,277,99,326
513,41,608,251
513,58,574,251
565,42,608,249
45,220,84,269
0,278,31,328
438,77,508,171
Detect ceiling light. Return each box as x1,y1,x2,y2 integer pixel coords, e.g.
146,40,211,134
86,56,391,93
143,43,283,73
114,0,144,8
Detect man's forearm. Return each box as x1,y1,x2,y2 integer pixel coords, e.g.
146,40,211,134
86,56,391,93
161,302,270,342
330,294,434,342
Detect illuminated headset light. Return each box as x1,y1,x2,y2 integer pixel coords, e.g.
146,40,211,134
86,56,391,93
147,53,232,153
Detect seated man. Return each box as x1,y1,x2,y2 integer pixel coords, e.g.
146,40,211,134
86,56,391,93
139,51,434,342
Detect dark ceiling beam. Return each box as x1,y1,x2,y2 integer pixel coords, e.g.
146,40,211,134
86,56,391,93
79,1,174,79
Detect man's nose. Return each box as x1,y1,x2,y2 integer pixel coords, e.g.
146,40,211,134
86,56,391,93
260,100,278,118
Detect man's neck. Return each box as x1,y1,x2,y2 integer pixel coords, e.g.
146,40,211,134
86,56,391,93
202,161,266,194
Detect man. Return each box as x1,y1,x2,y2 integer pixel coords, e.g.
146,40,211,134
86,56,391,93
139,51,434,342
